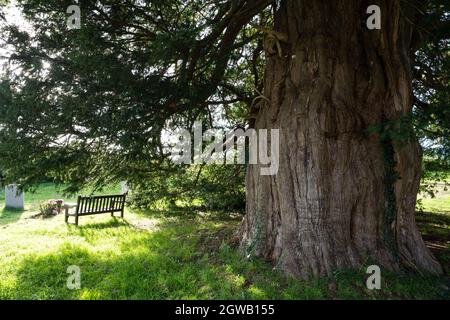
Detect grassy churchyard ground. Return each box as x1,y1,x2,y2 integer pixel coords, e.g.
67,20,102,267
0,182,448,300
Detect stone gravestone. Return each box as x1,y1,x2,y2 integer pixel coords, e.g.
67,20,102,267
5,184,25,210
120,181,130,194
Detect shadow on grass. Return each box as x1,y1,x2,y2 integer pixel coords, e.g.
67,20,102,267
73,219,132,230
417,211,450,228
4,213,449,300
0,207,26,226
65,219,133,244
7,215,326,300
134,206,243,223
416,211,450,275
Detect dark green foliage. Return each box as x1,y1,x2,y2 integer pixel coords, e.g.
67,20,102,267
0,0,270,209
0,0,448,209
367,115,416,145
412,0,450,190
130,164,245,211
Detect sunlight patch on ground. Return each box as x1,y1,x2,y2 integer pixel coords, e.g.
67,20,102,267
0,183,448,299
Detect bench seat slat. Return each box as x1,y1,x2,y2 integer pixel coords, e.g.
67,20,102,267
68,208,123,216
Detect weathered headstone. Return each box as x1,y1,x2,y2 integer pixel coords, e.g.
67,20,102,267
5,184,25,210
120,181,130,194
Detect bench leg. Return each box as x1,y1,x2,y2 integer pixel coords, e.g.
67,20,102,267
121,209,124,218
75,213,79,226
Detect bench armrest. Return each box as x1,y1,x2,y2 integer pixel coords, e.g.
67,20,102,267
64,203,78,209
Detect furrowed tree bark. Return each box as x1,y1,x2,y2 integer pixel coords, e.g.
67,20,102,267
238,0,442,278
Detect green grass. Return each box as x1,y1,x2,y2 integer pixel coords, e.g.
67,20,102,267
419,188,450,215
0,183,121,224
0,184,448,300
416,182,450,276
0,183,121,207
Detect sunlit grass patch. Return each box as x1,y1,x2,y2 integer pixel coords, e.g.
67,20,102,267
0,183,448,300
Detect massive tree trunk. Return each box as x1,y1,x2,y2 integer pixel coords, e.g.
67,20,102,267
238,0,442,278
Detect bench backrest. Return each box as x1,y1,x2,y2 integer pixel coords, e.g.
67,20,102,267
76,194,126,215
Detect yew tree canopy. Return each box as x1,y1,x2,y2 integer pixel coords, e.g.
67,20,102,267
0,0,448,192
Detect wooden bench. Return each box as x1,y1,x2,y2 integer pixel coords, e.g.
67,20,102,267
64,194,127,226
